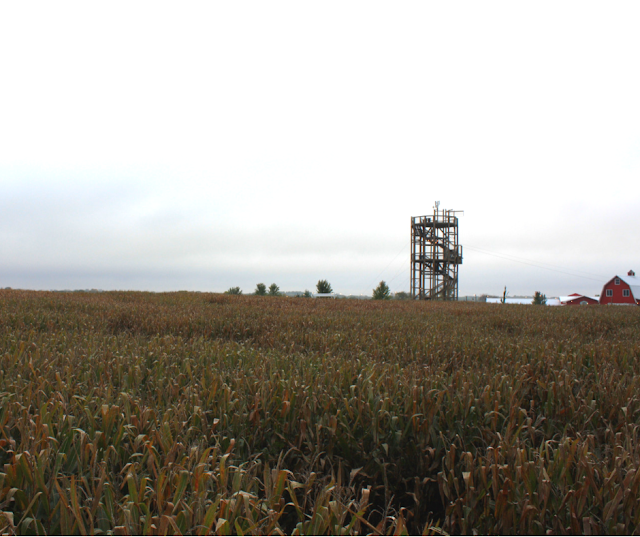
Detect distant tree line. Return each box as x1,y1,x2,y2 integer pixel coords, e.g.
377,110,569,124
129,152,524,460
224,279,412,300
224,280,333,298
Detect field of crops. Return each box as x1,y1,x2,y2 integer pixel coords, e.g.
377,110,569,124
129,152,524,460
1,289,640,535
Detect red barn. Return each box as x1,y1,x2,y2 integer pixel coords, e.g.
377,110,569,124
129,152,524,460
599,270,640,305
560,293,598,306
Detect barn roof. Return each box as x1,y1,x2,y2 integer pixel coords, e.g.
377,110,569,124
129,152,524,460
486,297,534,304
559,294,597,303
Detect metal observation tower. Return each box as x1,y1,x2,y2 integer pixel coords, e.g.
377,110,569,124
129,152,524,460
410,202,463,300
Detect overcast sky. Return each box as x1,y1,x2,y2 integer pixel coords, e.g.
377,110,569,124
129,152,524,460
1,2,639,297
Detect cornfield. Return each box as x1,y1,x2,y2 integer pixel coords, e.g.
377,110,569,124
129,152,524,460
1,289,639,535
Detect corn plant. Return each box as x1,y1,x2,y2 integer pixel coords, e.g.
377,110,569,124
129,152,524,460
0,289,639,534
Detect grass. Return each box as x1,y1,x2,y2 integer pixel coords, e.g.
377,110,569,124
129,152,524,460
1,289,639,534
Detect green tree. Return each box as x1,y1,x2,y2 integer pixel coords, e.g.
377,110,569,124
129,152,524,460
372,280,391,300
316,280,333,294
532,291,547,305
394,291,411,300
254,283,267,296
225,286,242,295
303,290,313,298
268,283,280,296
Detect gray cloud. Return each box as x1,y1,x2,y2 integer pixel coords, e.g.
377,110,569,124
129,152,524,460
1,4,639,296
